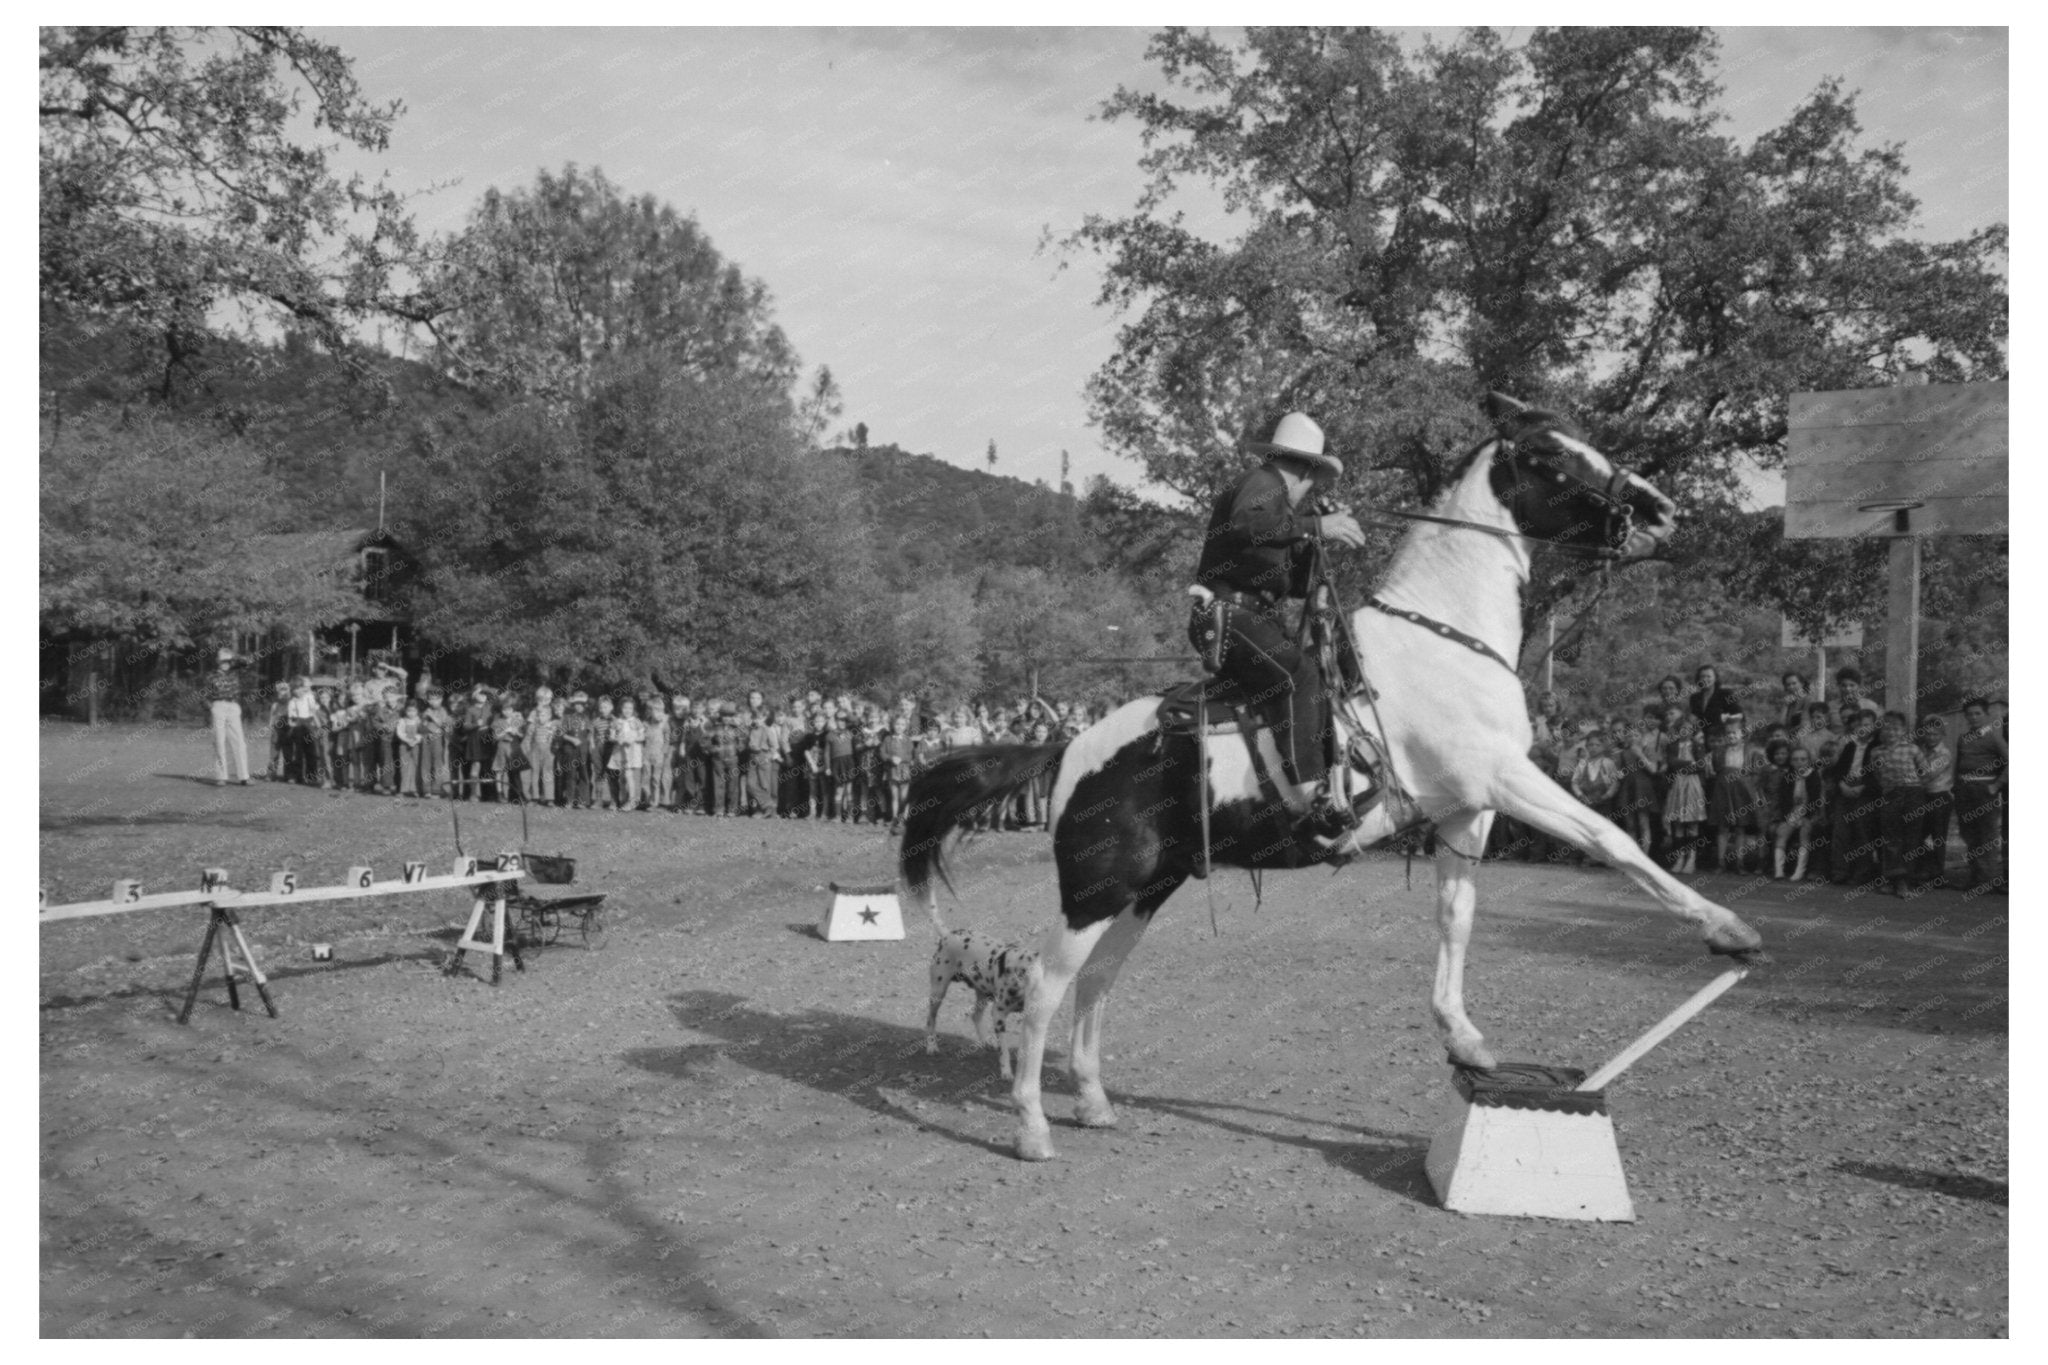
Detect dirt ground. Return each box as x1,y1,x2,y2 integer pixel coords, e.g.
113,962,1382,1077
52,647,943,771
41,721,2008,1337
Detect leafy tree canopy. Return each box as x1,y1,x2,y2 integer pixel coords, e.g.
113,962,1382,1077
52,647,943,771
425,163,814,408
39,26,427,398
40,409,361,648
1066,26,2007,620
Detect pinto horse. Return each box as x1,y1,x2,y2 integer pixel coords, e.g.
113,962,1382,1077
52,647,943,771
902,394,1764,1162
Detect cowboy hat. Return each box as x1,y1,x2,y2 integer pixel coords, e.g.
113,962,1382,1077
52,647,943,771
1249,412,1343,476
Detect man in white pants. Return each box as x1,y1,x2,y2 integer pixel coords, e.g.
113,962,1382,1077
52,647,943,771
206,647,252,785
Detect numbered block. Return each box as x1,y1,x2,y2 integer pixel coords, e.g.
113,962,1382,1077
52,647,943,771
112,879,142,905
270,870,299,895
495,851,523,873
402,861,428,885
40,887,48,913
199,868,229,894
347,865,375,891
453,856,479,878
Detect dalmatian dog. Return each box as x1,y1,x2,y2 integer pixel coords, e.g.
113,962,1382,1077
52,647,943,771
925,918,1039,1079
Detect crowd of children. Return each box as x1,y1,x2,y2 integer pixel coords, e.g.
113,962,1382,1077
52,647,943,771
263,672,1111,835
1496,665,2007,895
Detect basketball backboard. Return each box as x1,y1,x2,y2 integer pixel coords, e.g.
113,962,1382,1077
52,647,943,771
1784,382,2007,539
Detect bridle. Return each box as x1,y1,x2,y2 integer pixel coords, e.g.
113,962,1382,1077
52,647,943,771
1366,436,1642,562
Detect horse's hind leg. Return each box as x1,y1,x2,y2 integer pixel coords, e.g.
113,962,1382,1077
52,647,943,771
1432,809,1498,1070
1070,893,1172,1128
1012,917,1113,1162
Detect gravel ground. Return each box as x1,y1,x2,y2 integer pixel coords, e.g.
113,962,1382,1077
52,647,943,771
41,721,2008,1337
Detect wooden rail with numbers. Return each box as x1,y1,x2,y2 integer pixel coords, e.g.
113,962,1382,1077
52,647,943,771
39,860,536,1022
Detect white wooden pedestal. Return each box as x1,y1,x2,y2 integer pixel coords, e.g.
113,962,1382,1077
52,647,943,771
1425,1064,1635,1222
819,882,905,941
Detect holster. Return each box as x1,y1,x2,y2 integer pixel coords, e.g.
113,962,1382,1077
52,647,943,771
1188,584,1227,674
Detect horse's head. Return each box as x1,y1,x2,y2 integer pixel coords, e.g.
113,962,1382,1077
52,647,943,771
1482,392,1676,561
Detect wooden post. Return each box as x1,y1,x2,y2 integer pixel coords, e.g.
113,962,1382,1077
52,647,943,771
1887,533,1921,726
1544,614,1556,694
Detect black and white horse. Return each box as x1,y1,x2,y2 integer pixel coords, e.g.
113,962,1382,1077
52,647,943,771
902,394,1763,1162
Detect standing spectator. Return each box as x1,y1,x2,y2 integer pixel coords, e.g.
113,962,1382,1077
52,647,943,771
855,706,885,824
710,705,744,817
1772,745,1824,881
559,694,595,809
205,648,253,786
1834,668,1883,725
1570,730,1621,860
396,700,423,797
676,698,705,814
1689,663,1745,731
1828,710,1882,886
1870,711,1927,897
525,697,558,806
491,694,526,803
1704,712,1763,874
1953,697,2007,893
264,682,293,782
1809,734,1842,880
799,711,829,818
1661,709,1705,874
1912,715,1955,887
592,695,619,808
284,678,321,786
1778,671,1812,733
613,697,647,810
419,688,450,798
644,693,672,811
881,714,916,830
371,682,403,794
1614,716,1662,854
946,706,982,750
745,708,778,817
826,711,857,821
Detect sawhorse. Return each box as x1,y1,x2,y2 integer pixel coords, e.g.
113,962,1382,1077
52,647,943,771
177,902,277,1024
442,883,525,985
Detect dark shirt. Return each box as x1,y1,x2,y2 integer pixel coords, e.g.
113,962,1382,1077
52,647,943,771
1194,464,1315,606
205,667,247,706
1690,686,1745,728
1956,726,2007,783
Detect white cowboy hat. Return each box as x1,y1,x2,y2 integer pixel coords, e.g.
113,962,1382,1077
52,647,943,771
1249,412,1343,476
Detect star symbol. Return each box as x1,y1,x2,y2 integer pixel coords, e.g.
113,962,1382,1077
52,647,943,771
858,907,880,925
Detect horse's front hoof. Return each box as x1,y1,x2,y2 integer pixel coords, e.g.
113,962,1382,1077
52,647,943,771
1446,1039,1497,1071
1075,1097,1119,1129
1705,917,1765,959
1016,1125,1057,1162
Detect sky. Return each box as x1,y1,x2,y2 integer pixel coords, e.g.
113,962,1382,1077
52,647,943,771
319,25,2009,503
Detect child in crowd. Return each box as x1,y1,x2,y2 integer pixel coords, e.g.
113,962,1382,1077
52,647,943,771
525,697,558,806
1870,711,1927,897
882,714,915,830
396,700,423,797
1615,716,1662,854
1705,713,1763,874
491,694,526,803
826,711,856,822
267,682,293,782
593,695,619,808
1661,708,1705,874
419,689,449,798
1829,710,1882,886
1913,715,1955,887
1570,729,1620,829
558,695,594,809
644,694,672,811
613,697,647,811
1773,745,1824,881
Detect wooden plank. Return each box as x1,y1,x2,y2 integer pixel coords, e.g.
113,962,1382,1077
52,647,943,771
217,870,520,910
1787,382,2007,432
1785,456,2007,503
42,870,521,922
1785,495,2009,540
1783,422,2006,467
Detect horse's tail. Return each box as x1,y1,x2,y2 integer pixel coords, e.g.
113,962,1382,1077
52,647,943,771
900,742,1067,931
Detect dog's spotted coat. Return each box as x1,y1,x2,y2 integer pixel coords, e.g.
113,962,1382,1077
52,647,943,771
925,928,1039,1078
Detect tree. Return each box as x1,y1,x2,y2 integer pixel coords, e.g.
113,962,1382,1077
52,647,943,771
972,565,1170,703
1064,27,2007,625
986,438,998,471
39,26,426,399
425,163,802,403
399,357,875,692
40,409,359,648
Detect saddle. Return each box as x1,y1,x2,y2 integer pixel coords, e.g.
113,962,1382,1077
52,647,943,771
1154,676,1399,825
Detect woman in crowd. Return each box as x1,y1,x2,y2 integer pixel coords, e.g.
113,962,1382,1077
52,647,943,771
1689,663,1746,732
